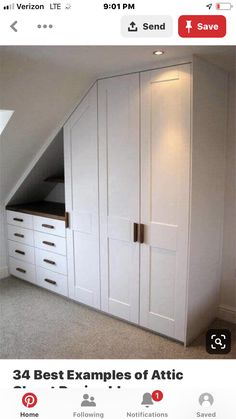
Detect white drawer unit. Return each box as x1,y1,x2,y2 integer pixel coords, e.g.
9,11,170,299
7,224,34,246
8,240,35,264
9,257,36,284
34,231,66,255
36,266,68,297
7,210,33,230
7,208,68,297
33,216,66,237
35,248,67,275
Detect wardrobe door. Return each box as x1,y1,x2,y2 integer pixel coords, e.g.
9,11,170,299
98,74,140,323
140,65,191,341
64,84,100,309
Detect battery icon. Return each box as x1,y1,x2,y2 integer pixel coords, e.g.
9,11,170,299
216,2,233,9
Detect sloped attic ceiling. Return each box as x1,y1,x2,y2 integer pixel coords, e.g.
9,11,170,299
8,129,64,205
0,46,235,203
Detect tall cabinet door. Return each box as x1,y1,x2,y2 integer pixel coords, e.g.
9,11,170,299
140,65,191,342
98,74,140,323
64,84,100,309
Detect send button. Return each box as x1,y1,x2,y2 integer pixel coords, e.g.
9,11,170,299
121,16,173,37
143,22,166,31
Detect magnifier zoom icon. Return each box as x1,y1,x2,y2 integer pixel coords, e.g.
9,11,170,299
214,337,222,345
206,329,231,354
211,335,226,350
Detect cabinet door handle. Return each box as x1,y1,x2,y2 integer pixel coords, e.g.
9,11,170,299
15,250,25,255
42,224,54,229
65,212,69,228
42,241,55,247
138,224,145,244
16,267,26,274
133,223,138,242
13,217,23,222
43,258,56,265
44,278,57,286
14,233,24,238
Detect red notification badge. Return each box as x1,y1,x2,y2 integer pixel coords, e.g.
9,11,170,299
152,390,164,402
178,15,226,37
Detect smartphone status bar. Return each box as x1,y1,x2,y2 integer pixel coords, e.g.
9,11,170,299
0,0,235,45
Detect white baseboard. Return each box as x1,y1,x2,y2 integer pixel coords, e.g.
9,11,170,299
0,265,9,280
218,304,236,324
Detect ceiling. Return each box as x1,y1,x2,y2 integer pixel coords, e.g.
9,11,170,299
0,46,235,202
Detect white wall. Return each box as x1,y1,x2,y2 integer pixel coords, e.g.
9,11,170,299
1,47,234,206
0,206,8,279
0,133,8,279
219,74,236,323
45,184,65,203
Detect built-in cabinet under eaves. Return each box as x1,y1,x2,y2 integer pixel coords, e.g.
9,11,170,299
6,57,227,345
6,128,68,296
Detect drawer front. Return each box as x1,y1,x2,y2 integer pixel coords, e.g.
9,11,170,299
36,266,68,297
7,210,33,229
34,231,66,255
8,240,35,264
7,224,34,246
9,257,36,284
35,248,67,275
33,216,65,237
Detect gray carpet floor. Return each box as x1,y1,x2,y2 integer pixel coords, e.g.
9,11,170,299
0,276,235,359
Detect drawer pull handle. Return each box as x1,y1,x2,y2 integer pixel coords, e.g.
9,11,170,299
42,224,54,229
14,233,24,238
42,240,55,247
13,217,23,222
16,267,26,274
43,258,56,265
15,250,25,255
44,278,57,286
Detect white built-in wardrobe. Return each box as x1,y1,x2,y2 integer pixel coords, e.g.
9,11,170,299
64,57,227,345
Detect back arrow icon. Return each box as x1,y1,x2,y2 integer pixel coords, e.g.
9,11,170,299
10,21,18,32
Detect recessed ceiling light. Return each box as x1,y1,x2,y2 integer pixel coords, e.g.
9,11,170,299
153,50,164,56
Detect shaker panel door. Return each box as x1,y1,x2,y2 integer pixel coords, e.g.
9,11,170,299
98,74,140,323
64,84,100,309
140,65,191,342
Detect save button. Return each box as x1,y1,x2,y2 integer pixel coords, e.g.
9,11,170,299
178,15,226,37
